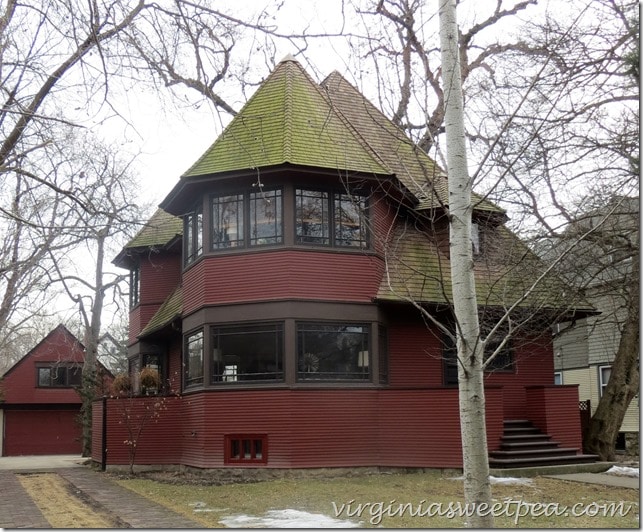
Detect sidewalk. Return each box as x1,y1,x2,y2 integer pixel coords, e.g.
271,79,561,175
0,466,202,529
546,472,639,490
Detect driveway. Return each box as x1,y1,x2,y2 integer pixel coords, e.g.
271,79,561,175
0,454,86,470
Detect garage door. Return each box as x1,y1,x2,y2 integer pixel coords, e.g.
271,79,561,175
3,409,82,456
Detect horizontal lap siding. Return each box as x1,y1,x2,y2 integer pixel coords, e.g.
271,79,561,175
102,388,507,469
388,322,444,387
485,334,555,418
182,251,384,315
526,386,582,450
103,396,184,466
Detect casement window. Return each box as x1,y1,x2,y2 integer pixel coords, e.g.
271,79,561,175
295,189,368,248
599,365,611,397
379,326,389,384
184,203,203,265
297,323,370,381
37,364,82,388
554,371,563,385
211,323,284,383
185,330,204,387
129,265,140,309
211,188,283,250
225,434,267,464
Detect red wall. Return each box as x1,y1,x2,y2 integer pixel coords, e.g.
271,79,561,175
485,332,555,418
97,387,506,469
129,253,181,344
182,251,385,316
526,385,582,450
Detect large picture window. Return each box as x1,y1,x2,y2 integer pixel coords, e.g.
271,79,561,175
185,330,204,387
296,189,368,248
211,189,282,250
211,323,284,383
297,323,370,381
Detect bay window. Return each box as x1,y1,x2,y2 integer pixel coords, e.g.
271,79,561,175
296,189,368,248
211,323,283,383
211,188,282,250
297,323,370,381
184,204,203,265
185,330,204,387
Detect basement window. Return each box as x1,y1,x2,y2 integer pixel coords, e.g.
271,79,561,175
225,434,267,464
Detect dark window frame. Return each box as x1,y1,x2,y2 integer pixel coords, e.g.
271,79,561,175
210,322,284,384
184,203,204,266
295,188,369,249
129,265,140,309
296,322,371,382
210,187,283,251
36,364,83,388
184,329,204,388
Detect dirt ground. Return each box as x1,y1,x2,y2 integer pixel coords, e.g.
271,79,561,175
17,472,127,528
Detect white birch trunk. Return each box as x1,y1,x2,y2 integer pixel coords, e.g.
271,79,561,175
438,0,494,526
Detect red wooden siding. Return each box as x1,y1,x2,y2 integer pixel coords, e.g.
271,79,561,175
526,385,582,450
485,333,555,418
98,388,506,469
182,251,385,316
387,318,444,387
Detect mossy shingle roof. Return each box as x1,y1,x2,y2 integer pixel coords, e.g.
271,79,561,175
182,58,389,178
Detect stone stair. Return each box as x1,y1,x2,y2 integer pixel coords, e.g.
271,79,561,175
489,419,599,468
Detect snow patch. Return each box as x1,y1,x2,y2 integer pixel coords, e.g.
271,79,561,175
606,466,639,478
219,509,362,528
448,475,533,486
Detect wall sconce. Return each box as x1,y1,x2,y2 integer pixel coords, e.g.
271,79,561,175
358,351,369,369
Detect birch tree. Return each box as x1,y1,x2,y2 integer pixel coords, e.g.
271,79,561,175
438,0,493,525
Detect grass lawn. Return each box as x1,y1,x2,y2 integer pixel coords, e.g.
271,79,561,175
115,470,639,528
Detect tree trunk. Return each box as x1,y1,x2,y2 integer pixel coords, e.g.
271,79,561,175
439,0,493,526
584,254,639,460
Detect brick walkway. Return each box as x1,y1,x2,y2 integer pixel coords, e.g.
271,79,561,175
0,468,202,529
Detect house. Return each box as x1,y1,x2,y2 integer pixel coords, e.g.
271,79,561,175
553,196,639,454
0,325,112,456
94,56,596,471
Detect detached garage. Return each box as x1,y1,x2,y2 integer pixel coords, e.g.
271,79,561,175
0,325,112,456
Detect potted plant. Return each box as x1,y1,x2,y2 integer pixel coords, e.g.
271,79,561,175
139,366,160,394
111,373,131,395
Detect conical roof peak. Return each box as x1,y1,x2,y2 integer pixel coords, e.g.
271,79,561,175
180,60,389,179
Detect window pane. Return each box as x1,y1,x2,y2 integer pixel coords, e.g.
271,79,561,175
296,189,329,245
250,189,282,245
38,367,51,387
68,366,82,387
129,266,140,309
211,324,284,383
52,367,67,387
334,193,367,248
212,194,244,249
184,205,203,265
297,323,369,381
186,331,204,386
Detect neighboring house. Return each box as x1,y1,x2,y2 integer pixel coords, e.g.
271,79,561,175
0,325,112,456
94,57,596,471
553,197,639,454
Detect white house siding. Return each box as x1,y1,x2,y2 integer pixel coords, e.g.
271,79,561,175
554,319,589,371
560,366,639,435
